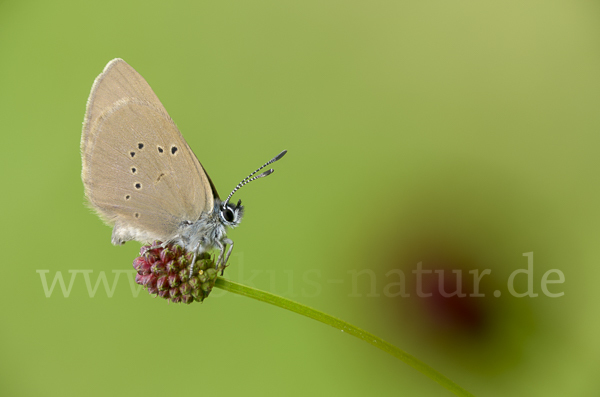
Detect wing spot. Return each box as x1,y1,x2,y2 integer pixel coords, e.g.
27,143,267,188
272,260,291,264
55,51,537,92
138,143,144,150
130,151,135,158
157,146,164,153
171,146,178,155
131,167,137,174
135,182,142,189
156,173,165,183
134,212,140,219
125,195,131,200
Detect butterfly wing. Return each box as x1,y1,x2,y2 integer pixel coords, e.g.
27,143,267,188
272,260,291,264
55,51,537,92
81,58,217,245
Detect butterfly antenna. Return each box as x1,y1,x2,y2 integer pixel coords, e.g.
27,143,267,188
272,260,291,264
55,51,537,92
223,150,287,207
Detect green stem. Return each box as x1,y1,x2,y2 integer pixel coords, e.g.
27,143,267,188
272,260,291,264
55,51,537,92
214,277,475,397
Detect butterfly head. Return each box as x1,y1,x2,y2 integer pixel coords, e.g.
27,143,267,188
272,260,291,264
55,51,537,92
219,199,244,228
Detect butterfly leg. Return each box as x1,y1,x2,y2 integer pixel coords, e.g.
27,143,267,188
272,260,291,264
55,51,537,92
217,238,234,275
188,243,201,279
223,238,234,265
149,238,175,251
215,242,225,269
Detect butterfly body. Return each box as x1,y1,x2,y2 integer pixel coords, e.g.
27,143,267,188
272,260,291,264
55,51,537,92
81,59,283,271
110,198,240,252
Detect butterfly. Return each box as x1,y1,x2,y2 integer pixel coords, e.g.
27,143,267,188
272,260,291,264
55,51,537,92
81,58,286,272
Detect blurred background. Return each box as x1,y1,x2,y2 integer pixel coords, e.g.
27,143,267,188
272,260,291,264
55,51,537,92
1,1,599,396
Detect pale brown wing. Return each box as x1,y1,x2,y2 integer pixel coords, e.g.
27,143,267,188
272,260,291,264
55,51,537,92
81,59,215,244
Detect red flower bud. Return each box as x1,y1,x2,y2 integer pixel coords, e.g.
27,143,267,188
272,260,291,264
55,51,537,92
133,257,146,272
179,282,192,295
151,261,166,275
160,248,174,263
168,274,181,288
157,275,169,291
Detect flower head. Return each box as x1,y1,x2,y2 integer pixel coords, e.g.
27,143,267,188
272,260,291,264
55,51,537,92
133,241,218,304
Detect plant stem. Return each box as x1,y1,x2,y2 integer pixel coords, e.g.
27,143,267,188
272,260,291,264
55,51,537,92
214,277,475,397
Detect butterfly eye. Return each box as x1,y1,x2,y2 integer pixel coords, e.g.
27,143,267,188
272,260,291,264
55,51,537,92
223,208,235,223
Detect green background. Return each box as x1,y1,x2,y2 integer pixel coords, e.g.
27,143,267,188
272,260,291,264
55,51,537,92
1,1,599,396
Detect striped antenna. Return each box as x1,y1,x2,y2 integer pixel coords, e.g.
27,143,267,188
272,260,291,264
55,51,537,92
223,150,287,207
